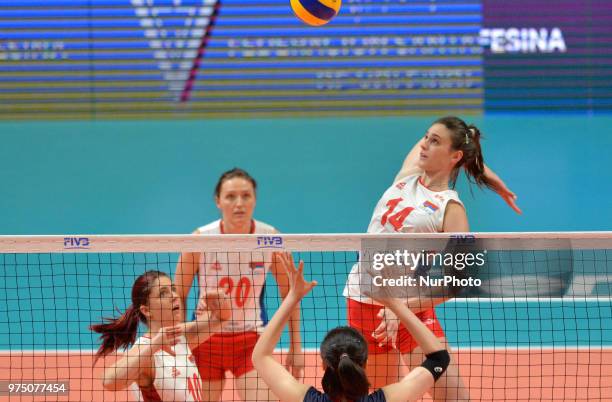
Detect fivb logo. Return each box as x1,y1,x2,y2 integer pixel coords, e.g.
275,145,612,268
130,0,219,97
449,234,476,245
63,237,90,250
256,236,284,249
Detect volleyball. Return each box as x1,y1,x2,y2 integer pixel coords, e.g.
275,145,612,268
290,0,341,26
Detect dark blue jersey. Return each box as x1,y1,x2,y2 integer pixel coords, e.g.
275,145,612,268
303,387,386,402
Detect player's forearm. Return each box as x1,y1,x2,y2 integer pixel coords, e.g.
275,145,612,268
102,344,155,390
253,294,300,359
394,141,422,181
184,312,223,345
403,141,422,168
175,252,196,302
288,306,302,349
406,297,448,312
483,164,504,191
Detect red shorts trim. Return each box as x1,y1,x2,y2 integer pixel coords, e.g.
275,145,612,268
192,331,259,380
347,298,445,355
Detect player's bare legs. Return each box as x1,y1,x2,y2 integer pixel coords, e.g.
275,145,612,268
235,369,276,401
402,340,470,402
200,379,225,402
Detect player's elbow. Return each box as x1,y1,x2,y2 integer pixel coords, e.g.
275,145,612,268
251,345,268,371
102,372,128,392
102,378,121,392
420,350,451,382
251,347,263,368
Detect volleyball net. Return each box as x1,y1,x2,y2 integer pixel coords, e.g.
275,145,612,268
0,232,610,401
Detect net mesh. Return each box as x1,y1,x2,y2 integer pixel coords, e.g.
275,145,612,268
0,233,610,401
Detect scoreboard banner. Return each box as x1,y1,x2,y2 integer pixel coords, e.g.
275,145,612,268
0,0,610,119
483,1,612,113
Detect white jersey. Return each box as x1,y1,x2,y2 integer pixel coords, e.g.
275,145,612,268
344,174,463,302
131,336,203,402
195,219,277,333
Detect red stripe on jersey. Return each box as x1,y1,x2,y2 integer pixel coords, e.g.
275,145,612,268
138,384,162,402
418,176,446,193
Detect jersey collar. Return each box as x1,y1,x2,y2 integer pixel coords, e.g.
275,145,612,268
220,220,255,234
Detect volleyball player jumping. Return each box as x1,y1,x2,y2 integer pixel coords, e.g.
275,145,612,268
344,116,521,401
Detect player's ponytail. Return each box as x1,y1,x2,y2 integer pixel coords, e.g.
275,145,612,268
434,116,495,191
90,304,141,362
337,353,370,400
320,327,370,401
90,271,169,363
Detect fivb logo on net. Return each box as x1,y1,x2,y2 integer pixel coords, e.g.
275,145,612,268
63,237,90,250
131,0,219,97
256,236,284,249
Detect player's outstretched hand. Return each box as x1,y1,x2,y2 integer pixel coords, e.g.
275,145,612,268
150,325,183,352
277,252,317,302
497,186,522,215
484,165,522,214
372,307,399,349
204,290,232,322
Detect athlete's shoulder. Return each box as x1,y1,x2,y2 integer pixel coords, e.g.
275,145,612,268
253,219,278,234
194,220,221,234
365,389,387,402
440,189,464,207
303,387,386,402
392,172,420,186
393,167,422,185
303,387,331,402
382,174,419,197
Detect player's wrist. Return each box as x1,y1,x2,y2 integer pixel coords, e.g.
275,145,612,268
383,300,402,314
285,289,303,304
146,339,162,355
201,309,220,325
288,341,302,352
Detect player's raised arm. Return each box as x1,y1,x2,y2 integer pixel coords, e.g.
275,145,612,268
174,230,201,314
252,253,316,402
393,137,425,184
392,124,521,214
377,299,450,402
181,291,231,349
101,326,181,391
483,165,522,214
270,250,305,379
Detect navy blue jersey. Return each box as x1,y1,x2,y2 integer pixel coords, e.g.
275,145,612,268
303,387,386,402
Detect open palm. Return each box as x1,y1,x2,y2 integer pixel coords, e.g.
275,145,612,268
277,253,317,300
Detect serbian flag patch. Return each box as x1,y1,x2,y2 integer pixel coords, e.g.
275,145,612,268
249,261,265,270
423,201,439,212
